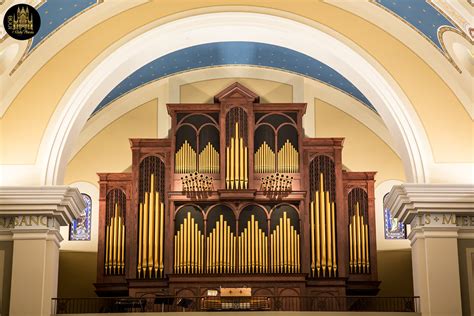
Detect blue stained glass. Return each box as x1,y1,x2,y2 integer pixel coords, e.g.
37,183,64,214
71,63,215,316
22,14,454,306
69,193,92,241
384,207,406,240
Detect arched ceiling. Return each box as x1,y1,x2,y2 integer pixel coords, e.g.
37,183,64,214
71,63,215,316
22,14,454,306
0,2,472,186
0,0,471,118
95,41,373,114
30,0,100,52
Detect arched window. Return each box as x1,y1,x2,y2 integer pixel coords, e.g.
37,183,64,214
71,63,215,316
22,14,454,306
383,193,406,239
69,193,92,241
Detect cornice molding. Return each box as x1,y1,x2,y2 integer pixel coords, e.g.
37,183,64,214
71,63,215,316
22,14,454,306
385,184,474,224
0,186,85,225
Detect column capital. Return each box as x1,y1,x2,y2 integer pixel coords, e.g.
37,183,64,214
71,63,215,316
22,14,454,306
0,186,85,225
384,184,474,226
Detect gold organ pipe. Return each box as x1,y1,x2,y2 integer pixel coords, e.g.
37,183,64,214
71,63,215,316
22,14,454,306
361,216,366,273
326,191,332,276
287,216,291,272
194,223,197,273
184,216,188,273
356,203,362,272
198,231,201,273
148,175,155,277
315,192,320,277
257,225,260,272
310,201,315,276
220,215,224,272
154,192,159,277
187,213,192,273
216,221,220,272
226,147,230,188
365,223,370,272
212,227,216,273
293,228,297,272
191,217,195,273
278,223,282,273
288,224,293,272
251,216,255,272
239,137,244,189
349,222,353,273
137,203,143,278
206,235,210,273
105,225,110,273
297,234,300,272
223,216,227,272
174,234,177,273
248,217,252,272
176,227,180,273
228,232,231,272
260,225,263,272
235,123,240,189
319,173,326,277
112,204,118,273
243,232,246,273
110,205,115,273
121,214,125,273
159,201,164,276
331,202,337,275
352,213,357,273
244,147,248,188
179,223,183,273
142,193,148,275
209,229,213,273
282,213,286,272
118,216,122,274
230,137,234,189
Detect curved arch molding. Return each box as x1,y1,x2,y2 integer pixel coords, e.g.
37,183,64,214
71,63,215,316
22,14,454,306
95,42,373,114
35,12,430,186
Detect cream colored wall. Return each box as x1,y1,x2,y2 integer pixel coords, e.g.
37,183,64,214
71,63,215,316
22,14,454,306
315,98,406,183
1,1,471,167
180,78,292,103
64,99,158,186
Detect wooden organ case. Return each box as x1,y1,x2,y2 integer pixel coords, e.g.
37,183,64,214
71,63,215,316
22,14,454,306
95,83,380,299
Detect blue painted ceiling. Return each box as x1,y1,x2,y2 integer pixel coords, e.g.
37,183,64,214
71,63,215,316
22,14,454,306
30,1,461,55
374,0,457,51
30,0,98,51
94,42,374,114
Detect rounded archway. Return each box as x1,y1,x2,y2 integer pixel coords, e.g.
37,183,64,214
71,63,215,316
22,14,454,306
38,12,432,185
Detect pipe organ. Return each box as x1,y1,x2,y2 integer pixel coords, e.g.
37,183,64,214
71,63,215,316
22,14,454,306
104,189,126,275
95,83,380,298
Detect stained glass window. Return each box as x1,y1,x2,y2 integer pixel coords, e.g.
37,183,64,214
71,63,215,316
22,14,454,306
383,193,406,239
69,193,92,241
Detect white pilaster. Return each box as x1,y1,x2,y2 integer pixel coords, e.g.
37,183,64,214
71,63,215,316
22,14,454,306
0,187,85,316
385,184,474,316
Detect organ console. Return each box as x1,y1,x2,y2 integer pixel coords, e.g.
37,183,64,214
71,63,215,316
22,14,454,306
95,83,380,298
